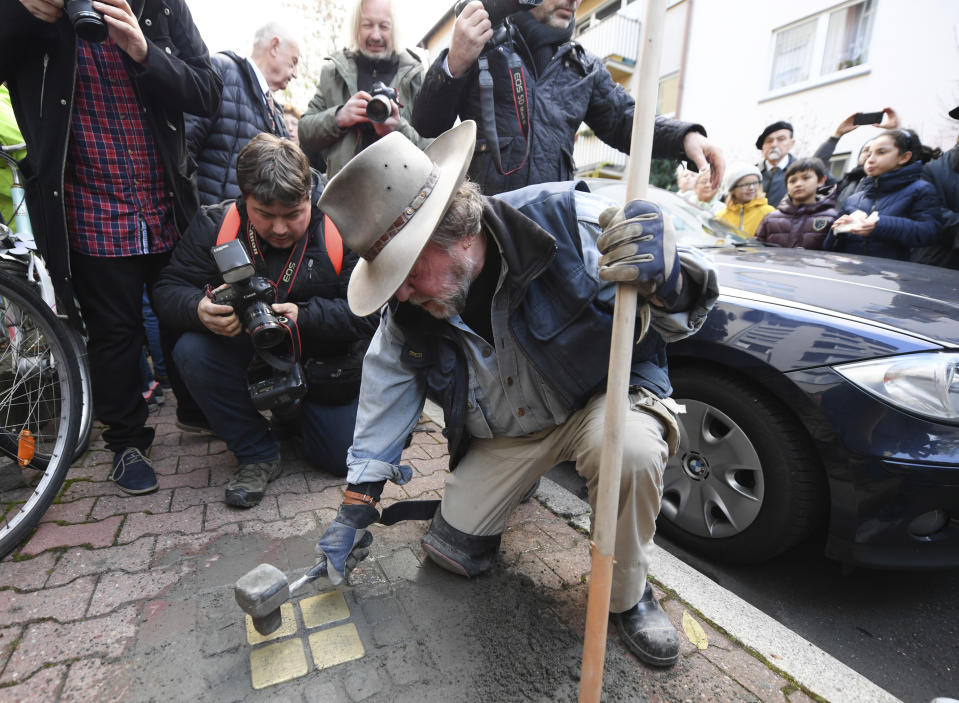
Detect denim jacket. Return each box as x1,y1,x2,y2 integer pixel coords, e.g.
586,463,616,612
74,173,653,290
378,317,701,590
346,181,718,485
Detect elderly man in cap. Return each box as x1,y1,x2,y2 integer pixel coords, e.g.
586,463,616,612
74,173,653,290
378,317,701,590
314,120,719,667
756,120,796,207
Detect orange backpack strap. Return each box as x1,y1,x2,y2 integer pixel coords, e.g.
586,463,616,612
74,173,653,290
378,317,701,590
323,214,343,276
215,203,242,245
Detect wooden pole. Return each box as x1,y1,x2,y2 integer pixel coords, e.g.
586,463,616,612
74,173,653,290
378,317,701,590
578,1,668,700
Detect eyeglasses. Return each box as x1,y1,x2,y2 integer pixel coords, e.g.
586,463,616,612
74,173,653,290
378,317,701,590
732,180,761,190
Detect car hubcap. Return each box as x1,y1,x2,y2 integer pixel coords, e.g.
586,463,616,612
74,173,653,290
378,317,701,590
661,399,765,539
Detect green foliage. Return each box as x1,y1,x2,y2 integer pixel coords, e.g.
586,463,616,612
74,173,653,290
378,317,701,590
650,158,677,191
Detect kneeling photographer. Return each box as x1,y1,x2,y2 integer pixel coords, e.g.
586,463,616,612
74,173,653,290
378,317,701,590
154,134,377,508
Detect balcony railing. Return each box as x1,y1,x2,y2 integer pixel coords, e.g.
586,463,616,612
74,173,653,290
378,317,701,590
575,13,641,67
573,132,627,177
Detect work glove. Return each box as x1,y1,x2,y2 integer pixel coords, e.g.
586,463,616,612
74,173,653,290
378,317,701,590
316,503,377,586
597,200,682,308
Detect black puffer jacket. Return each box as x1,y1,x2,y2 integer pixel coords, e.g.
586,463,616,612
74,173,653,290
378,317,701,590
912,146,959,268
153,175,377,361
0,0,222,323
186,51,288,206
823,162,941,261
412,20,702,195
754,187,838,249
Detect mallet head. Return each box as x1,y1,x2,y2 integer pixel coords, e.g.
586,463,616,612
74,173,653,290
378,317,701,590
235,563,290,636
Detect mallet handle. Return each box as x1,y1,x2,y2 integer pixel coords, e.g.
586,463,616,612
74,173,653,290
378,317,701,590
288,559,328,594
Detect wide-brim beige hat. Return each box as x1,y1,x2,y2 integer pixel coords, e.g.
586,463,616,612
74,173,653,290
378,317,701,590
319,120,477,316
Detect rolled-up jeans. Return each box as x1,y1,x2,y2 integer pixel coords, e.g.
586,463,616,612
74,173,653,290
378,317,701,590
440,389,678,613
173,331,357,475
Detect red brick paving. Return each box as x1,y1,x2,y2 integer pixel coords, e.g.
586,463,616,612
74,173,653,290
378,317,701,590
0,575,96,626
20,515,123,556
1,606,138,683
0,406,825,702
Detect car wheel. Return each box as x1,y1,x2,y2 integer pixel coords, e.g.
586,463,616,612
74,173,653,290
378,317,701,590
658,367,826,563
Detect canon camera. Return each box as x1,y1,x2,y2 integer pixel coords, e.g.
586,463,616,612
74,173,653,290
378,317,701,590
209,239,306,411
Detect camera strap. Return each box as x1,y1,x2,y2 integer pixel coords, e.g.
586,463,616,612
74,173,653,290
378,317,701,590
478,52,532,176
214,202,345,301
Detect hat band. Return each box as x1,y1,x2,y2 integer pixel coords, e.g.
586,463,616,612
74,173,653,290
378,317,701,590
363,166,441,263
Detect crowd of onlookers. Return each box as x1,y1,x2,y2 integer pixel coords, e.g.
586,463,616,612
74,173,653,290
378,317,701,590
674,109,958,268
2,0,958,502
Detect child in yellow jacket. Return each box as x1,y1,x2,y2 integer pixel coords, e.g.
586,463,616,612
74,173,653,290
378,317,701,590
717,163,775,237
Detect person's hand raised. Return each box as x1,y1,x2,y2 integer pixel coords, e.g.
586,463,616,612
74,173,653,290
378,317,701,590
19,0,63,23
448,1,493,78
335,91,373,129
93,0,148,63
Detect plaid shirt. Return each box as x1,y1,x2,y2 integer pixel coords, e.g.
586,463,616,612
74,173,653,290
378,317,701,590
65,39,178,257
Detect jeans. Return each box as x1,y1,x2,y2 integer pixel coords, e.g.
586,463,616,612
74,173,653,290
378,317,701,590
173,331,356,475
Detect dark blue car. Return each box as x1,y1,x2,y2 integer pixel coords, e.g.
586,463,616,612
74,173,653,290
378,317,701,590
591,182,959,568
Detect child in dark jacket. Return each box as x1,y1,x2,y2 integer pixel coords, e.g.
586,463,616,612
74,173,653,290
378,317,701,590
755,158,837,248
823,129,941,260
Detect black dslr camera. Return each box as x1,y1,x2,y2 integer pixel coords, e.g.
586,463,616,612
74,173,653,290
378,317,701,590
211,240,285,351
64,0,108,43
210,239,307,411
366,82,400,123
453,0,543,27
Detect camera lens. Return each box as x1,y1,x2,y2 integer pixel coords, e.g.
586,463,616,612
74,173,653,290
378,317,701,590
64,0,108,43
243,302,286,350
366,95,392,123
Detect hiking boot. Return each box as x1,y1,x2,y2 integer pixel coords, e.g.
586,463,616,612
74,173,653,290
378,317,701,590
613,583,680,667
110,447,158,495
225,459,282,508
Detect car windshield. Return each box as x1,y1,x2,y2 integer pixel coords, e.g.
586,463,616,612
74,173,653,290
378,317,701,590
584,179,748,249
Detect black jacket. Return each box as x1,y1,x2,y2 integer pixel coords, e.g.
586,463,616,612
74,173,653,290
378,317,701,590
153,176,377,362
0,0,222,322
824,162,941,261
186,51,288,206
913,146,959,269
754,186,838,249
758,153,795,208
412,21,702,196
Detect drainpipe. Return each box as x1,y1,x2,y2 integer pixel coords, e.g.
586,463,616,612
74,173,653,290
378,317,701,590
675,0,693,118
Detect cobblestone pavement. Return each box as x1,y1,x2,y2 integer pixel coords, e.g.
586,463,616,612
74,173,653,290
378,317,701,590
0,398,826,702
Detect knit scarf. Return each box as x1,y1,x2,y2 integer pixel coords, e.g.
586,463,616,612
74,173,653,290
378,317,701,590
512,11,574,75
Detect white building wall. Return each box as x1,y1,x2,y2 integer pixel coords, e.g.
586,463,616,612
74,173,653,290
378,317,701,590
677,0,959,172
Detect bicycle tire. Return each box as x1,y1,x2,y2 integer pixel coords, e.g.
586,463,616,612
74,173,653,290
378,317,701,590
0,273,81,559
66,326,93,459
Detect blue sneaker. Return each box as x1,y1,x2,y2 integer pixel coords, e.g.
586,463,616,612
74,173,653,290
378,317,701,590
110,447,158,495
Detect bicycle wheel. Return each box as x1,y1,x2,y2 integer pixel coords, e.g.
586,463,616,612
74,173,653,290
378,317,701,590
0,273,80,559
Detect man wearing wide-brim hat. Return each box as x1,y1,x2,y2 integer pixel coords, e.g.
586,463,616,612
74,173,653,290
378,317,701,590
315,120,720,668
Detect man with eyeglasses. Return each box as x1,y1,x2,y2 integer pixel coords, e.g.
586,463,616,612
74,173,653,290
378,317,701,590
756,120,796,207
717,163,775,237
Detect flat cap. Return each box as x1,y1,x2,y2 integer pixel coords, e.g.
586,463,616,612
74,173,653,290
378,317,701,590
756,120,794,150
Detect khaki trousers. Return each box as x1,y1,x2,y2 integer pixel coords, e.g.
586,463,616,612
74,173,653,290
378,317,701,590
441,390,679,613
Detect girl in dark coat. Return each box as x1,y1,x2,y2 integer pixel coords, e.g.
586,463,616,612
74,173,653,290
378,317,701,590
824,130,941,261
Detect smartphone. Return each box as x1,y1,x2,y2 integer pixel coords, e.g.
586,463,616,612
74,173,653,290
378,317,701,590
853,111,884,126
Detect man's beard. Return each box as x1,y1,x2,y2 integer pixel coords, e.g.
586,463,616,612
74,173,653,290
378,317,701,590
359,43,391,60
410,249,478,320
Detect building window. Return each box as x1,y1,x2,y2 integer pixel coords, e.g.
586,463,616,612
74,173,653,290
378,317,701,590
657,72,679,117
769,0,874,91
